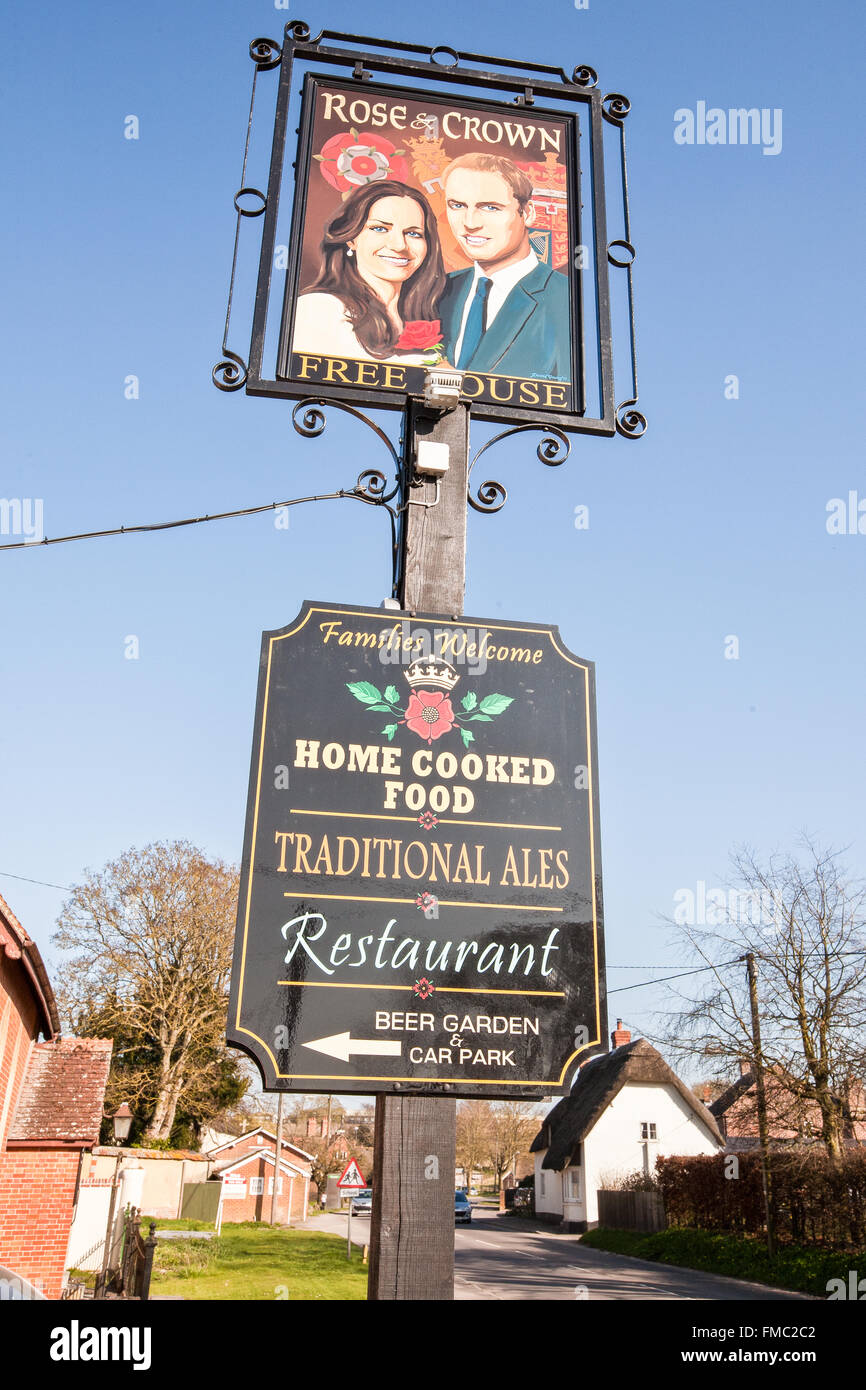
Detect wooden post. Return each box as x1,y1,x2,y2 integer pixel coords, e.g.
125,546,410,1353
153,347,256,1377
366,395,469,1301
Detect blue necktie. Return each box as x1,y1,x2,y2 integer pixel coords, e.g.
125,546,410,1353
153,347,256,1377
457,277,492,369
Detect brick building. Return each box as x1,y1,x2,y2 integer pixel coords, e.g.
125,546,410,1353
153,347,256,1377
0,892,111,1297
708,1061,866,1150
208,1128,313,1224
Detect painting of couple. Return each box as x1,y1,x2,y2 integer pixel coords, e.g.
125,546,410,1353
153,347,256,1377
292,152,571,382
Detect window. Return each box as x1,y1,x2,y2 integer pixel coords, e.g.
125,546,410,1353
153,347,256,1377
539,1172,546,1198
565,1169,581,1200
640,1122,657,1141
250,1176,264,1195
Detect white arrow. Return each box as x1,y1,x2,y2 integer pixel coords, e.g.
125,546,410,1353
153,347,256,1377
302,1031,403,1063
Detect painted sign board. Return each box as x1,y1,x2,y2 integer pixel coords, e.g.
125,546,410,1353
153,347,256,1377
234,25,629,438
337,1158,366,1189
277,76,580,420
227,599,607,1098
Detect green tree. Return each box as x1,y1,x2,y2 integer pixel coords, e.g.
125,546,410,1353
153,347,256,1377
55,840,247,1143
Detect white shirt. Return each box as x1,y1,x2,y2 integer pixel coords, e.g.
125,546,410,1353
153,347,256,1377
453,248,539,365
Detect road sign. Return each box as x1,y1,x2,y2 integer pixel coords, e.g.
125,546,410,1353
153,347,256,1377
337,1158,366,1190
227,599,607,1097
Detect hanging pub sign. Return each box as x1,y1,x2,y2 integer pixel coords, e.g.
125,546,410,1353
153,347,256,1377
228,600,607,1099
226,24,632,437
278,77,577,417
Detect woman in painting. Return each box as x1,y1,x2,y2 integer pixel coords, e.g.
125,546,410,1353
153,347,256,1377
292,180,446,364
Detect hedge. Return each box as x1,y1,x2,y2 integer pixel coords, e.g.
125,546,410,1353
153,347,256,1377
654,1149,866,1249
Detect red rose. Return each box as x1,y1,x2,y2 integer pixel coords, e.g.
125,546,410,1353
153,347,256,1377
394,320,442,351
317,131,409,193
404,690,455,743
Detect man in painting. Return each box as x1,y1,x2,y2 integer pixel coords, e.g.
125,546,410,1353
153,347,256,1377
439,153,571,382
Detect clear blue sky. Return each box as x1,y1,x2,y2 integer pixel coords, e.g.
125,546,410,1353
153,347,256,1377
1,0,863,1084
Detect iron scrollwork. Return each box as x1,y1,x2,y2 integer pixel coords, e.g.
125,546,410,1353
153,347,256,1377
467,425,571,514
602,92,631,124
249,37,282,69
291,398,403,589
571,65,598,88
604,87,645,438
212,38,283,394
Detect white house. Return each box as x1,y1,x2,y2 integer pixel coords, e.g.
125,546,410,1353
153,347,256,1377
531,1022,724,1231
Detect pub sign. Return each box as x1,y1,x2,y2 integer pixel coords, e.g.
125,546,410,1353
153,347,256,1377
278,77,579,417
232,23,627,437
228,600,607,1098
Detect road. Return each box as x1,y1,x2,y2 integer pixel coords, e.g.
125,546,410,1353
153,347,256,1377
298,1207,808,1301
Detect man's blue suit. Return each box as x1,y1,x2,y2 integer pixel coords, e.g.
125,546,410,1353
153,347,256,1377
439,261,571,381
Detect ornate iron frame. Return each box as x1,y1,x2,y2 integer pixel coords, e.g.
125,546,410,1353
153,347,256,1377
215,22,644,442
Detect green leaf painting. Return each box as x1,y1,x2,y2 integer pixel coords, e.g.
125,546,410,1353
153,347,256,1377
346,681,385,706
478,693,514,716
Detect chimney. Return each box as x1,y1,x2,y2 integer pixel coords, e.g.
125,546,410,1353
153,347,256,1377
611,1019,631,1048
702,1083,711,1103
738,1058,751,1077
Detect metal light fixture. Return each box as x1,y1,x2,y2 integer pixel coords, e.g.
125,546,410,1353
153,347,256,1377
111,1102,133,1145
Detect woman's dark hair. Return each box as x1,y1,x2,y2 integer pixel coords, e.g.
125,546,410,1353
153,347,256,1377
305,181,445,358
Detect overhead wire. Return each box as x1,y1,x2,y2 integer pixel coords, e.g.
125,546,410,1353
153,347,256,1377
0,487,389,552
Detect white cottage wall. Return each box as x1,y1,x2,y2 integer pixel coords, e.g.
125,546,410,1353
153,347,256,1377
577,1081,720,1227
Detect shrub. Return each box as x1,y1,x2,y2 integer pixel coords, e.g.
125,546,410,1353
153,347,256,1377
655,1148,866,1250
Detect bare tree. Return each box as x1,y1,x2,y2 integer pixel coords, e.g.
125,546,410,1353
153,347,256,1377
659,839,866,1159
54,841,241,1142
485,1101,540,1191
456,1100,492,1189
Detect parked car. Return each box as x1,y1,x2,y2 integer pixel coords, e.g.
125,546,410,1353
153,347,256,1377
455,1189,472,1224
351,1188,373,1216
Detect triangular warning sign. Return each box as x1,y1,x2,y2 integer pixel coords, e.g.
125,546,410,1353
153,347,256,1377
337,1157,366,1189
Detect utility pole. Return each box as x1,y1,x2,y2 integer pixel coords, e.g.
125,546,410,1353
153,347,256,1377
269,1091,283,1226
366,392,469,1301
745,951,775,1258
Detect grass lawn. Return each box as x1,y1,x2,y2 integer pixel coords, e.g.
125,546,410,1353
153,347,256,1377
150,1218,217,1232
149,1222,367,1300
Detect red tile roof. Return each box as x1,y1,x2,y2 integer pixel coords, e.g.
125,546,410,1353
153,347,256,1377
7,1037,112,1145
0,890,60,1037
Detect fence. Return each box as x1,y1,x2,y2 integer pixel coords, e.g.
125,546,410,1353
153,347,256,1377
597,1189,666,1233
64,1206,158,1300
181,1180,222,1224
118,1209,158,1300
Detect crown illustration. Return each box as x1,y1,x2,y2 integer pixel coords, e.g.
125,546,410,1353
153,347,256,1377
405,658,460,693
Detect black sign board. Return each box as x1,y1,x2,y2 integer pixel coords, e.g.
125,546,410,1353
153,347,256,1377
228,600,607,1098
